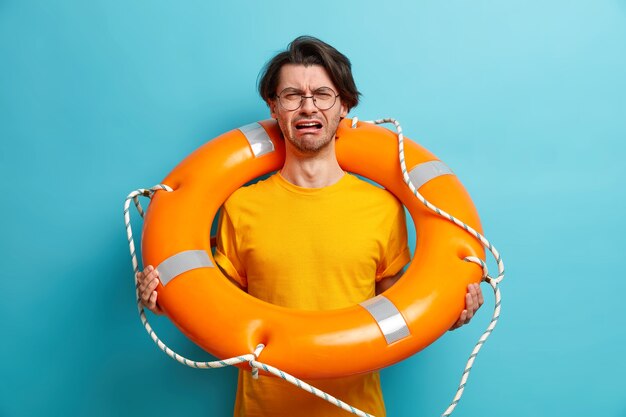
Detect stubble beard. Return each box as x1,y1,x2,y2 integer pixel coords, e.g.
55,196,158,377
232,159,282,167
287,132,333,154
282,114,342,155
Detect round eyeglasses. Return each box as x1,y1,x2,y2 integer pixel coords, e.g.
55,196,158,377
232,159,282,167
276,87,339,111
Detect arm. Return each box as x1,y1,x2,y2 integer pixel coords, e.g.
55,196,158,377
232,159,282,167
375,270,404,295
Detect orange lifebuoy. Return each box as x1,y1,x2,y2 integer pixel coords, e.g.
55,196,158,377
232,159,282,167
141,118,485,379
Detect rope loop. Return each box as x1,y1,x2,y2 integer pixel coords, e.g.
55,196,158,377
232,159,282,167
126,184,173,220
463,256,489,280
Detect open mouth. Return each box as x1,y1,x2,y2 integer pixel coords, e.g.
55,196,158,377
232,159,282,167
295,121,323,130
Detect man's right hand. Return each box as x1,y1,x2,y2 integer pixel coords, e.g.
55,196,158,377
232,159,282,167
136,265,164,315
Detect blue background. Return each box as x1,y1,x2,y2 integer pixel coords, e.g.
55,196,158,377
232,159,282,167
1,1,625,416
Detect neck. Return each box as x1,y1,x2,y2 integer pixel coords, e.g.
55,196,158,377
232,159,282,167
280,142,344,188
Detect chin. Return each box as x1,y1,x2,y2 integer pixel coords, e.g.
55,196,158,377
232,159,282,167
289,136,333,154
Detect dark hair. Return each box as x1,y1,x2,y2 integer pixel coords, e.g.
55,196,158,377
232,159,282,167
258,36,361,111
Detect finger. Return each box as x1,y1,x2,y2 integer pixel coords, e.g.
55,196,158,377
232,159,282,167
465,293,475,320
147,291,158,309
142,280,158,303
137,270,150,291
144,278,158,295
147,271,160,293
139,268,159,290
466,290,474,310
137,274,147,294
476,284,484,307
458,309,468,326
144,266,158,281
137,266,151,285
470,284,479,313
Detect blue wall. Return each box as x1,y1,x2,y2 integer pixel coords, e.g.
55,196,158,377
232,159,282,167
1,1,625,416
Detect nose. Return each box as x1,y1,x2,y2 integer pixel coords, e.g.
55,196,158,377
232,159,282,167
299,95,318,113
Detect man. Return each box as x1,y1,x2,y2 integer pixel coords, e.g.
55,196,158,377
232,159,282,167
137,36,483,416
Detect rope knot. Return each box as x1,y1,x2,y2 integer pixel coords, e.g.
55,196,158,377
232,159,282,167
138,184,172,199
249,343,265,380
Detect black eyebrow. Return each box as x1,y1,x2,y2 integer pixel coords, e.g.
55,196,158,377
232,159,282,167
280,87,334,94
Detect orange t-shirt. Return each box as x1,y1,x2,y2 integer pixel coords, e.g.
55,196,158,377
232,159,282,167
215,173,410,417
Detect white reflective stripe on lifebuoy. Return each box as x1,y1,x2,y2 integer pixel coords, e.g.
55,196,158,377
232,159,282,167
239,122,275,157
408,160,453,189
156,250,214,286
359,295,411,344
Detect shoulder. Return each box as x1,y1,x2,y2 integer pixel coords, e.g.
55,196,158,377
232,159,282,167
343,174,403,209
223,173,279,212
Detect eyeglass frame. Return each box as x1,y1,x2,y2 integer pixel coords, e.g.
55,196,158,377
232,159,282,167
274,87,340,111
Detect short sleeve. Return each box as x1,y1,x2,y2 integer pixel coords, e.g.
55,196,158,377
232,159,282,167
375,203,411,281
214,206,248,287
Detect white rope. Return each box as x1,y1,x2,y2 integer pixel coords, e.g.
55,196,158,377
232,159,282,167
352,117,505,416
124,117,505,416
250,345,375,417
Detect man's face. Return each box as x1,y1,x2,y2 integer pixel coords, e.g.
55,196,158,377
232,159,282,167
270,64,348,155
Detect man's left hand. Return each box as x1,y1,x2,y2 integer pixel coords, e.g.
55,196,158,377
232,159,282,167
449,283,484,330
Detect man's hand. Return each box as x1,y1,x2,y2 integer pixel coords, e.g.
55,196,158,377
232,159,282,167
136,265,164,315
449,283,483,330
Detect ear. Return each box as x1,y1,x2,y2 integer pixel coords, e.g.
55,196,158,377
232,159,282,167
339,100,348,119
